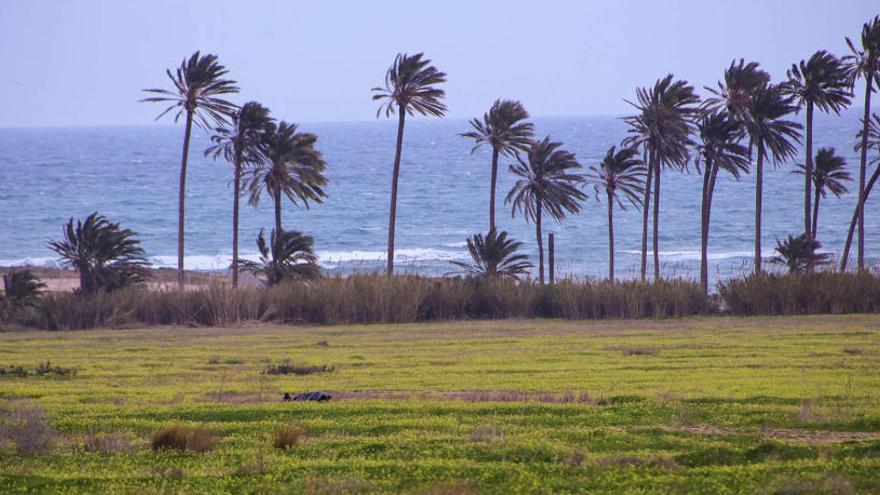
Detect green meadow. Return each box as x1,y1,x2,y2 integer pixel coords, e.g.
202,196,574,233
1,315,880,493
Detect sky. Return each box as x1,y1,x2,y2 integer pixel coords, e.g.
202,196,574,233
1,0,877,127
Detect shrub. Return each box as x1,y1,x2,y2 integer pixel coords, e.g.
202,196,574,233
81,431,134,453
0,401,55,454
272,424,305,450
150,425,217,453
263,360,334,376
718,271,880,315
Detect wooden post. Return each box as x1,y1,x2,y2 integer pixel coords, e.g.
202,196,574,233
548,232,555,285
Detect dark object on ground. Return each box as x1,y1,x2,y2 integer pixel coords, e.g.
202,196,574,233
283,392,331,402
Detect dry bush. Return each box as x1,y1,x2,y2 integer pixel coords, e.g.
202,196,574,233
81,431,135,453
150,425,217,453
0,401,55,454
768,471,854,495
424,481,476,495
718,271,880,315
263,360,334,376
303,475,371,495
597,455,680,470
272,424,306,450
560,448,586,467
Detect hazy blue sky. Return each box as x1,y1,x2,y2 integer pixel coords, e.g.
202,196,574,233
1,0,876,126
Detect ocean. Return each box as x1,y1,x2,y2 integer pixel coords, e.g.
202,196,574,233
0,112,876,287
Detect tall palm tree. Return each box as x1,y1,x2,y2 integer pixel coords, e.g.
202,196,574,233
844,16,880,271
744,84,802,272
781,50,852,239
448,228,533,280
506,137,586,283
705,59,770,121
249,121,327,234
142,52,239,288
587,145,646,281
694,111,750,293
460,99,534,231
373,53,447,276
238,228,319,286
793,148,851,239
624,75,699,281
841,113,880,271
205,101,273,288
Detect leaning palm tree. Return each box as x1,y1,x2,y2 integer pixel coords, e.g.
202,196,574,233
623,75,700,281
205,101,273,288
744,84,802,272
781,50,852,238
844,16,880,271
48,213,150,293
841,113,880,271
507,137,586,283
249,121,327,234
142,52,239,288
772,234,832,274
239,228,319,287
793,148,851,239
460,99,534,230
448,228,533,280
694,111,750,294
587,145,646,281
705,59,770,122
373,53,447,276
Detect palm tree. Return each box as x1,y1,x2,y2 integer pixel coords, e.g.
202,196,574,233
744,84,802,272
142,52,239,288
373,53,447,276
1,269,45,321
841,113,880,271
694,111,750,293
772,234,832,274
48,213,150,293
844,16,880,271
249,121,327,234
448,228,533,280
781,50,852,239
793,148,851,240
587,145,646,281
705,59,770,121
239,228,319,286
506,137,585,283
624,75,700,281
460,99,534,230
205,101,273,288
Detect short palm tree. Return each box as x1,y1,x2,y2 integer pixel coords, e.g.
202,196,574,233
705,59,770,121
460,99,534,231
587,145,646,281
142,52,239,288
1,269,45,320
205,101,273,288
506,137,586,283
772,234,832,274
793,148,851,239
373,53,447,276
624,75,700,281
744,84,802,272
694,111,750,293
48,213,150,293
448,228,533,280
249,121,327,234
238,228,319,286
844,16,880,271
782,50,852,238
841,113,880,271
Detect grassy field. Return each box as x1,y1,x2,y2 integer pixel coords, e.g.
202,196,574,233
1,315,879,494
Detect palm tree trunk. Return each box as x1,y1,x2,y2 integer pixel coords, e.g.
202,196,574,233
652,163,661,280
232,148,242,288
640,149,653,282
387,109,406,276
754,145,765,273
804,101,814,239
700,159,712,294
857,73,873,271
536,194,544,284
274,189,282,234
176,111,194,289
489,147,499,231
606,190,614,281
812,188,820,240
841,162,880,271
